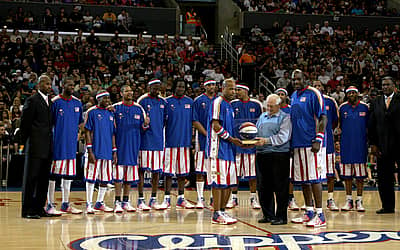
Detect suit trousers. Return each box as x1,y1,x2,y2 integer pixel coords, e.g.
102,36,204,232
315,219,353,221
377,155,396,210
256,152,290,221
21,156,51,216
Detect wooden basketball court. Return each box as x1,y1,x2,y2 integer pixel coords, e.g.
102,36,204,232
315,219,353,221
0,189,399,249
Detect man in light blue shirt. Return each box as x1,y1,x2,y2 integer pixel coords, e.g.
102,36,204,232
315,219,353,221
255,94,292,225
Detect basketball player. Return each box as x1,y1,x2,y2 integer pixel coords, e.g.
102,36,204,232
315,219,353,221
275,88,300,211
206,78,242,224
137,79,168,210
46,78,83,215
113,85,150,213
290,70,328,227
313,80,340,211
161,79,195,209
84,90,116,213
193,79,217,208
339,86,368,212
229,83,263,209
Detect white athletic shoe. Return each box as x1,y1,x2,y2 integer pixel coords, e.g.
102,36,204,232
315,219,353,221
226,197,238,209
356,200,365,212
86,202,95,214
195,198,205,209
176,197,195,209
121,201,136,212
137,199,151,211
326,199,339,211
250,197,261,209
114,201,124,213
288,199,300,211
341,199,354,211
45,204,63,216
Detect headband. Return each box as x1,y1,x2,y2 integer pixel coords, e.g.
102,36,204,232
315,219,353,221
236,84,249,91
96,91,110,100
204,80,216,86
148,79,161,85
345,86,359,93
275,88,288,96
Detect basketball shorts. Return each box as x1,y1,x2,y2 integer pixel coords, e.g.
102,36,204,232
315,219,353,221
340,163,367,179
139,150,164,172
113,165,139,183
235,153,256,179
85,159,113,184
50,159,76,177
291,147,326,184
163,147,190,176
207,158,237,187
194,151,209,174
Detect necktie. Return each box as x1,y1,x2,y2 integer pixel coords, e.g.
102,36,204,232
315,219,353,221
386,96,391,109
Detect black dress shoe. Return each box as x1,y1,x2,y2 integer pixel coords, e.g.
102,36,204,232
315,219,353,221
271,219,287,225
258,217,272,223
376,208,395,214
22,214,41,219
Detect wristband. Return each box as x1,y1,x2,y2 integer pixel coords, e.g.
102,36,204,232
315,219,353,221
315,132,324,143
112,147,117,152
142,124,149,129
87,144,92,149
216,127,230,140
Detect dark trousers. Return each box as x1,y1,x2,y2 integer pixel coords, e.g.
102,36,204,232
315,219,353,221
256,152,290,221
377,155,396,210
21,156,51,216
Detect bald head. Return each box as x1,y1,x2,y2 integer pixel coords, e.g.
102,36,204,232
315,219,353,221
38,74,52,95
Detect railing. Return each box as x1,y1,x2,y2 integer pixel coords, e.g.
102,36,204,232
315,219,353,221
220,26,239,79
258,73,275,95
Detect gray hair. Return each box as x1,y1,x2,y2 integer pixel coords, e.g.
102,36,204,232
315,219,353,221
222,78,235,88
266,93,281,105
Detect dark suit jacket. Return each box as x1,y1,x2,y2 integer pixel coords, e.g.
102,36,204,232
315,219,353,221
368,92,400,158
20,93,53,159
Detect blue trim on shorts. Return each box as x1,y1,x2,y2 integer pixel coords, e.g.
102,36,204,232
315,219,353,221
140,167,163,173
209,183,230,189
113,179,140,184
340,175,367,180
326,173,335,177
194,171,207,175
84,178,113,184
49,173,76,178
291,178,327,184
239,175,257,180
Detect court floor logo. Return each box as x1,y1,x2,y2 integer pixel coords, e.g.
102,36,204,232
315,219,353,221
69,231,400,250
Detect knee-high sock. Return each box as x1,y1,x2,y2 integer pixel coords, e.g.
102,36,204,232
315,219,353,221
62,179,72,203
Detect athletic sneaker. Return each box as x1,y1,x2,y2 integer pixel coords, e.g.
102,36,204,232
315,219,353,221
86,202,95,214
196,197,205,209
149,197,167,210
288,199,300,210
60,202,82,214
114,201,123,213
222,211,238,224
94,201,113,212
176,197,195,209
291,210,314,224
211,211,235,225
121,201,136,212
356,199,365,212
226,197,238,209
306,213,326,227
341,199,354,211
137,199,151,211
326,199,339,211
161,197,171,209
250,197,261,209
46,203,63,216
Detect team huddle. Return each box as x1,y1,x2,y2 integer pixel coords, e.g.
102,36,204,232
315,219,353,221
40,70,379,226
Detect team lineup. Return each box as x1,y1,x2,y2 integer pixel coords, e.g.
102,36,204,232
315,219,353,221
19,72,397,227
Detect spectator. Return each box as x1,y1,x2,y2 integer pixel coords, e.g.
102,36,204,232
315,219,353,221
103,10,117,33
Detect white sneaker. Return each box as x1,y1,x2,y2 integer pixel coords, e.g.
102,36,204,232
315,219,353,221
327,199,339,211
341,199,354,211
288,199,300,210
122,201,136,212
149,197,167,210
114,201,124,213
195,198,205,209
45,204,63,216
221,212,238,224
176,197,195,209
356,200,365,212
250,197,261,209
226,197,238,209
161,197,171,209
86,202,95,214
305,213,326,227
94,201,114,212
291,210,314,224
300,204,306,210
60,202,83,214
137,199,151,211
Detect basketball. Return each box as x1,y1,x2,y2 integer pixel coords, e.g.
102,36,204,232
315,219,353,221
239,122,258,140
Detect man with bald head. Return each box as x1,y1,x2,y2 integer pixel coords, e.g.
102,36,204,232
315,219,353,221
21,74,60,219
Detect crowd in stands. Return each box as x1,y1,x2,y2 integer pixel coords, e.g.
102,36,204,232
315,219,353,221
237,20,400,106
235,0,397,16
3,5,150,33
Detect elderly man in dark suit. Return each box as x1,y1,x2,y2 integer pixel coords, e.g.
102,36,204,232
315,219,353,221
369,76,400,214
20,75,60,219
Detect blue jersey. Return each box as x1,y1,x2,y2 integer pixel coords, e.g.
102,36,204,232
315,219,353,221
137,93,167,151
51,95,83,160
85,106,115,160
281,104,291,114
324,95,339,154
113,101,146,166
339,101,369,164
165,95,193,148
193,94,216,151
290,86,326,148
231,98,263,154
206,96,235,161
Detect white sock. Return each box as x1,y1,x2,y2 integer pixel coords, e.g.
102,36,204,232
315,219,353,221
306,206,314,211
328,192,334,200
86,182,94,204
164,195,170,200
97,187,107,202
250,192,257,199
232,193,237,199
196,181,204,200
47,180,56,205
346,195,352,201
356,196,362,201
316,208,323,214
62,179,72,203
